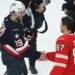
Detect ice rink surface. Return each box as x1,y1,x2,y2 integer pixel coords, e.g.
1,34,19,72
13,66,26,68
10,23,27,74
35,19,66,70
0,0,65,75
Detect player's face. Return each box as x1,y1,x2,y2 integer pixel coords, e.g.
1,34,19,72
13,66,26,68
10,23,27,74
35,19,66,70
12,11,25,21
17,11,25,20
60,22,66,33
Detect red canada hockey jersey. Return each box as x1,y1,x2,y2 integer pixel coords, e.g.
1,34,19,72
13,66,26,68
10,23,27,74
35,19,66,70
46,34,75,75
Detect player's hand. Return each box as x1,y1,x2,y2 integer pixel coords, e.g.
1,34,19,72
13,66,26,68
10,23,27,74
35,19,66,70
35,5,45,13
25,29,35,40
38,51,47,61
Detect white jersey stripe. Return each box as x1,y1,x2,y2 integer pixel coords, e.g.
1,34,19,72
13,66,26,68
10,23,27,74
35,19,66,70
2,44,22,58
55,62,67,68
4,45,19,55
56,54,68,60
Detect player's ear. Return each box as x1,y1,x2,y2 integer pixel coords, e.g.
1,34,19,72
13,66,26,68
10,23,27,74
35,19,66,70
11,10,17,15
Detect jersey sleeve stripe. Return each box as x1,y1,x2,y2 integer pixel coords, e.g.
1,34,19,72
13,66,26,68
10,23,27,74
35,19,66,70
17,45,29,54
0,23,6,37
56,54,68,59
2,44,21,58
55,62,67,68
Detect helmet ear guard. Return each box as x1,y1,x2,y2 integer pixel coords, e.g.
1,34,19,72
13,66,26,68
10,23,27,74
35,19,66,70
10,1,26,15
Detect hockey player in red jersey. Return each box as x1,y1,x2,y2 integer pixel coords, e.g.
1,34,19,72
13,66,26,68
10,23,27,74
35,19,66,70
46,16,75,75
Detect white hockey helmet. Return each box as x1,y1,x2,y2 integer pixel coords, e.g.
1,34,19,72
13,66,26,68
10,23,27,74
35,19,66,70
10,1,26,15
